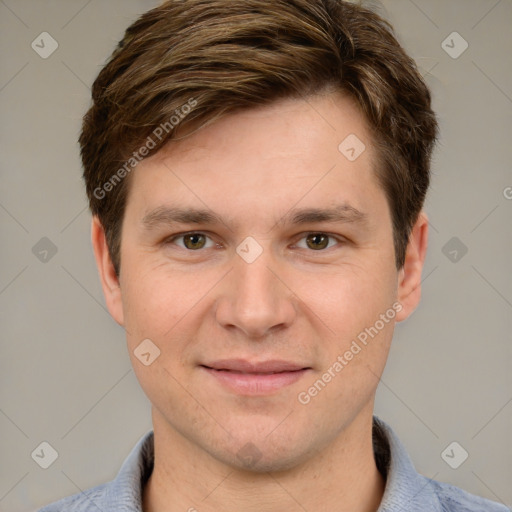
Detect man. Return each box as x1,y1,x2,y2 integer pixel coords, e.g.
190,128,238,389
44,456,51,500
39,0,508,510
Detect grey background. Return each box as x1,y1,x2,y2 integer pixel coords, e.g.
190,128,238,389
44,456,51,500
0,0,511,510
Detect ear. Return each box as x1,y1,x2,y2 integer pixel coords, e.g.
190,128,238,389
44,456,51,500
395,211,429,322
91,216,124,326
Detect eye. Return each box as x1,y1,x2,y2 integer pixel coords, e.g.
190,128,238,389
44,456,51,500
165,232,342,252
294,233,341,251
168,232,216,250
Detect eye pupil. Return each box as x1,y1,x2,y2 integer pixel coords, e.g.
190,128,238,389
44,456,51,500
184,234,206,250
306,233,329,250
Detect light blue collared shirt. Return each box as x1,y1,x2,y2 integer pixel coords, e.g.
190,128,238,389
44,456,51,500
38,416,509,511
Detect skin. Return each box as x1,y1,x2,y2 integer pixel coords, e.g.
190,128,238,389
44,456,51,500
92,90,428,512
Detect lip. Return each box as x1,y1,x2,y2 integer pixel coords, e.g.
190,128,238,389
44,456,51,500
200,359,311,395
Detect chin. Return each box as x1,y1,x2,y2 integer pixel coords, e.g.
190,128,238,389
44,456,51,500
212,426,317,474
235,455,301,474
223,445,310,474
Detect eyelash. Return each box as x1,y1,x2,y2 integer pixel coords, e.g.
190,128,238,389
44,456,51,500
164,231,344,252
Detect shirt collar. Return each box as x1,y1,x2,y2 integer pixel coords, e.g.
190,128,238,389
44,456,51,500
103,416,442,511
373,416,442,511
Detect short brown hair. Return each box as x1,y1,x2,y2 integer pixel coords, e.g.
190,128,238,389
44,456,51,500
80,0,438,274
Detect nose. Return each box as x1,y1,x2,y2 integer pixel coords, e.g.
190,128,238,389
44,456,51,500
214,247,297,339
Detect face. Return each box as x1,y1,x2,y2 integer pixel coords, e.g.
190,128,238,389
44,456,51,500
93,91,427,472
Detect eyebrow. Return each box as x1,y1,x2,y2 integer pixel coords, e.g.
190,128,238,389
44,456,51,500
279,204,367,227
141,203,367,231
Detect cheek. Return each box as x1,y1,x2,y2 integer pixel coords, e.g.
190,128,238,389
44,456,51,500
121,267,193,403
312,259,398,335
119,260,184,353
120,249,186,324
302,257,398,395
119,257,225,370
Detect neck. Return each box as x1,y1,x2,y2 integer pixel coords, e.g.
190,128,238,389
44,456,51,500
143,407,385,512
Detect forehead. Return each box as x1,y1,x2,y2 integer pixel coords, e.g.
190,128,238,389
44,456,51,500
124,91,387,230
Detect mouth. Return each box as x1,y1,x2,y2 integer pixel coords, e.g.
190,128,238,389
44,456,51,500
200,359,312,395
